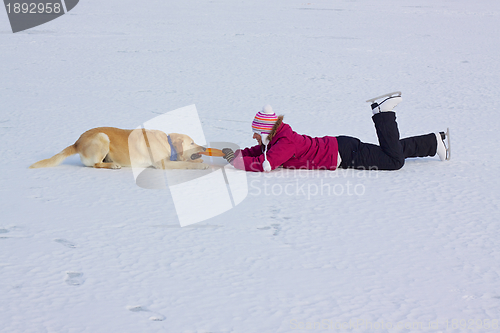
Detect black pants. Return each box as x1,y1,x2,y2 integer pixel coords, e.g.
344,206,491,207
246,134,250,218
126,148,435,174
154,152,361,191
337,112,437,170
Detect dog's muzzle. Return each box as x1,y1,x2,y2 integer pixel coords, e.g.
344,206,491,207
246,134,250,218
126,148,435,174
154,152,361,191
190,147,205,160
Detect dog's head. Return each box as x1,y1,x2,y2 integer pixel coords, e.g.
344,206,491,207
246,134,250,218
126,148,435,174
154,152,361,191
169,133,206,161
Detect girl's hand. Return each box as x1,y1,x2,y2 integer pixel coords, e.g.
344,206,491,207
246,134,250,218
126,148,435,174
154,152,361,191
222,148,235,163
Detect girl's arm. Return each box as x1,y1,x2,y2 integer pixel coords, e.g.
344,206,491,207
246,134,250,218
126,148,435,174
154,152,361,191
232,139,295,172
237,145,263,157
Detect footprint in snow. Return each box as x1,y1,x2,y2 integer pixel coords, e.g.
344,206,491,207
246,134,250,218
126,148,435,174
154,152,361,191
54,239,77,248
268,206,292,221
270,207,281,219
0,226,28,239
257,224,282,236
0,228,9,238
127,305,166,321
271,224,282,236
65,272,84,286
257,226,271,230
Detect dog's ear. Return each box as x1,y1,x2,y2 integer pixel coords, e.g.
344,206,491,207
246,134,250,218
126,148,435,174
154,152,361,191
172,136,184,160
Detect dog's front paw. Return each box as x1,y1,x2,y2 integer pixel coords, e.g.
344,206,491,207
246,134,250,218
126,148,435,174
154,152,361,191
198,163,210,170
111,163,122,169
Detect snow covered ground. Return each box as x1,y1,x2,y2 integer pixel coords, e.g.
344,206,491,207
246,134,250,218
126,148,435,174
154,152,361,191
1,0,500,332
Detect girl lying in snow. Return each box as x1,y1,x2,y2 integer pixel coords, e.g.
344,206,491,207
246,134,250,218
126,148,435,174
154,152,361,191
222,92,449,172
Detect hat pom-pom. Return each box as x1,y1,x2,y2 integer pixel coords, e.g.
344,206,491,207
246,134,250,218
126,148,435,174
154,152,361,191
262,105,273,114
262,160,271,172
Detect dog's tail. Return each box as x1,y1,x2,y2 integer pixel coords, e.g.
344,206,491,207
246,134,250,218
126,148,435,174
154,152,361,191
29,145,77,169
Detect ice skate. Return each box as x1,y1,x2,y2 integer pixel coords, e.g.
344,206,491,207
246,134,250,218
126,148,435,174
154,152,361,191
435,128,450,161
366,91,402,114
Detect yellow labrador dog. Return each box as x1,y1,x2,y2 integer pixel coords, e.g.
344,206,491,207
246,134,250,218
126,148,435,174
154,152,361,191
29,127,209,170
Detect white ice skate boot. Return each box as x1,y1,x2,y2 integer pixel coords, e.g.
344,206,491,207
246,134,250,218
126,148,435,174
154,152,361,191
435,128,450,161
366,91,402,114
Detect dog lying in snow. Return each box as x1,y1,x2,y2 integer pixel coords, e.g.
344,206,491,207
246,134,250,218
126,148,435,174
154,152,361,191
29,127,209,170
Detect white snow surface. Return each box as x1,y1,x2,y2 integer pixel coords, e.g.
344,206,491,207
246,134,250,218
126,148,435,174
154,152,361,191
1,0,500,332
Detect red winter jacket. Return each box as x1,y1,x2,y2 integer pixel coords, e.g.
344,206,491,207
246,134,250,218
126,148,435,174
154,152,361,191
232,116,339,172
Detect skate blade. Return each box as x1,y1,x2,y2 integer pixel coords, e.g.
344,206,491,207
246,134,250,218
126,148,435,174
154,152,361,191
445,127,451,160
366,91,402,103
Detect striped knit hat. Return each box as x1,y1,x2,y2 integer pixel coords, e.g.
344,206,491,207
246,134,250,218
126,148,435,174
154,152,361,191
252,105,278,135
